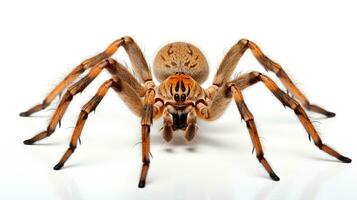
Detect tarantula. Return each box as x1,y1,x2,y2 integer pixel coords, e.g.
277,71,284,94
20,36,351,188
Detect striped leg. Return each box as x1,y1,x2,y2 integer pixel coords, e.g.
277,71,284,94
53,78,122,170
23,59,145,145
138,88,156,188
233,72,351,163
20,36,151,116
231,85,280,181
211,39,335,117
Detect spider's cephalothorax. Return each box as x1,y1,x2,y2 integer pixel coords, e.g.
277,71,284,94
156,72,206,140
21,36,351,188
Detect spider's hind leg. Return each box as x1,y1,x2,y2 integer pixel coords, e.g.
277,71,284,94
212,39,335,118
233,72,351,163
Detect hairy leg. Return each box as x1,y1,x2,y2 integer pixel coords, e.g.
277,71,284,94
233,72,351,163
199,84,280,180
210,39,334,117
53,78,122,170
20,36,151,116
138,87,156,188
23,59,145,145
231,85,280,181
203,84,232,120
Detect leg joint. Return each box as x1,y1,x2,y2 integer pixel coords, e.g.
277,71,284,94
294,105,306,116
143,159,150,165
122,36,134,44
238,38,249,46
256,153,265,162
69,144,77,152
46,128,55,136
314,140,323,149
41,100,50,109
249,71,262,78
104,57,116,66
79,110,89,120
62,91,74,101
276,68,286,77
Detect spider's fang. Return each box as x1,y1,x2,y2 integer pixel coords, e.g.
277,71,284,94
252,147,255,154
58,120,61,128
78,137,82,145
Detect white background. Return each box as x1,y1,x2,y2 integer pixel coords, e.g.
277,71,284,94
1,0,356,199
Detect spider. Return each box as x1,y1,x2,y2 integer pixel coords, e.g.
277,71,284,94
20,36,351,188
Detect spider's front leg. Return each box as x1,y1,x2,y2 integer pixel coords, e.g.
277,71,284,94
230,85,280,180
201,74,351,181
139,88,156,188
197,85,279,181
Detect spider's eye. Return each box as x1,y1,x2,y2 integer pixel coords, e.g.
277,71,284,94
174,94,180,102
181,94,186,101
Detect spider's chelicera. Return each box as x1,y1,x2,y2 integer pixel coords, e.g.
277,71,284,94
20,36,352,188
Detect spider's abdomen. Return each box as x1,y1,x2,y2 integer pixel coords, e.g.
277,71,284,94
153,42,209,84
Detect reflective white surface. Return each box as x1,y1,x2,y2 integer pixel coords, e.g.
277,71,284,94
1,0,356,199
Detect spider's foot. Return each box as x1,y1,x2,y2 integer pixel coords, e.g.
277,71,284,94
138,180,146,188
338,156,352,163
23,139,35,145
269,172,280,181
19,111,31,117
53,163,64,170
19,104,44,117
326,111,336,118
